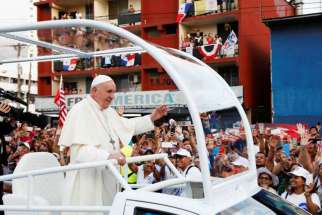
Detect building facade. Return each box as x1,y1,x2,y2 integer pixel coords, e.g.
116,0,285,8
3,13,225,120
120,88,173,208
34,0,294,122
0,0,38,108
264,13,322,125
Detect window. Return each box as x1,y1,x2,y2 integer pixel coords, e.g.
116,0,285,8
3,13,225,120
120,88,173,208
163,24,177,35
252,189,310,215
135,207,176,215
145,27,160,37
11,78,17,84
217,66,239,86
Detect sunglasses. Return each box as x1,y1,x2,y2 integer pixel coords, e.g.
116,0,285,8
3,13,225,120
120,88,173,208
259,176,271,180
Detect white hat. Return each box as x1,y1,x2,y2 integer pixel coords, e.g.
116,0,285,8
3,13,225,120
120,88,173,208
91,75,113,89
175,148,192,158
257,167,279,187
290,166,313,185
18,141,30,150
232,156,249,168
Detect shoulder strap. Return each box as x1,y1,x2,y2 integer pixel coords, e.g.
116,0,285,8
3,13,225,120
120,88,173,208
185,165,195,176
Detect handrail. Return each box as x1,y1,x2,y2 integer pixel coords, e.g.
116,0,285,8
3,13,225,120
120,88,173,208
0,205,112,212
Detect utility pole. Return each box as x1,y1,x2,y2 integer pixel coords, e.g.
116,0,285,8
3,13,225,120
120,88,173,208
14,43,22,108
26,54,33,112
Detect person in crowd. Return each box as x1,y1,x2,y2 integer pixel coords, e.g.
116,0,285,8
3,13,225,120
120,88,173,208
217,0,223,12
175,148,201,196
309,126,320,139
212,154,234,178
231,155,249,173
225,0,234,11
133,148,161,185
257,167,279,194
128,4,136,26
181,34,191,49
7,142,30,166
255,152,267,169
57,75,168,212
316,122,321,136
205,32,214,45
281,166,321,214
194,30,203,47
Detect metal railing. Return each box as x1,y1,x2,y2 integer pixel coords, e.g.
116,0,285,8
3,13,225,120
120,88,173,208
0,153,184,213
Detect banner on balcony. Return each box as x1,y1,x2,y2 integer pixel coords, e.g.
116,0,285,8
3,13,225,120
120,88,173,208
176,2,193,23
222,30,238,56
120,54,136,67
205,0,218,13
63,58,77,71
197,44,222,60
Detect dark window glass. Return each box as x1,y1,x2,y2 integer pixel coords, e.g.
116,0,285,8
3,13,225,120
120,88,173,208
217,66,239,86
163,24,177,35
134,207,176,215
252,189,310,215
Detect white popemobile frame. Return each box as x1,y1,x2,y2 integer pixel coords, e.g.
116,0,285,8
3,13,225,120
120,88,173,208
0,19,258,214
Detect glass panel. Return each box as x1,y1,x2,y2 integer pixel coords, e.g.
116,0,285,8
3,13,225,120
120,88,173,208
199,107,249,178
252,189,310,215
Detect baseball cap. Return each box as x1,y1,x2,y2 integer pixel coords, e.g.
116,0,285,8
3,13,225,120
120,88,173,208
175,148,192,158
290,166,312,185
18,141,30,149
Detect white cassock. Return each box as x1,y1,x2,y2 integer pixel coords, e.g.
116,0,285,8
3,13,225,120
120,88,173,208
58,96,154,215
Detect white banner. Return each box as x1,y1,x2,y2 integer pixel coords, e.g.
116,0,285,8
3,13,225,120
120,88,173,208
35,88,243,112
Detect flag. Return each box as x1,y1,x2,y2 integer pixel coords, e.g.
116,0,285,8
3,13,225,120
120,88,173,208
126,54,135,67
54,75,67,127
120,54,128,66
176,3,191,23
222,30,238,56
197,44,222,60
63,58,77,71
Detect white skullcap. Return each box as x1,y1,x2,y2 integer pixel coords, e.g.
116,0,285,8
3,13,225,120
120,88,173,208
91,75,113,89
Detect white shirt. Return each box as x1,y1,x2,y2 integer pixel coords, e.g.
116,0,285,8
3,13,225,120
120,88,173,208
183,165,202,181
137,165,161,185
179,165,202,197
281,191,321,212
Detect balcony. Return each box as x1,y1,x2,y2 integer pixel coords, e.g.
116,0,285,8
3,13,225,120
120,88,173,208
181,43,238,62
118,12,141,26
179,0,239,25
53,53,142,74
179,23,239,63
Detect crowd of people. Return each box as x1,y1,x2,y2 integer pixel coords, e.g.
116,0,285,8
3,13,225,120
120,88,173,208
1,103,322,213
180,24,238,60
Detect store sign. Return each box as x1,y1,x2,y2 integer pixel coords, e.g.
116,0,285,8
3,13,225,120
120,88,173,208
35,87,243,112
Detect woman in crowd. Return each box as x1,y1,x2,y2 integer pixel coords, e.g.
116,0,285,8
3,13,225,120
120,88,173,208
257,167,279,194
281,166,320,214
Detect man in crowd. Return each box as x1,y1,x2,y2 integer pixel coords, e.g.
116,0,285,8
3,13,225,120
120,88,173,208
58,75,168,213
175,148,201,197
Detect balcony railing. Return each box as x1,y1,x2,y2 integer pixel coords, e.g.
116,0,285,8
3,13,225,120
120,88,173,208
53,53,142,72
180,43,238,61
118,12,141,26
180,0,238,20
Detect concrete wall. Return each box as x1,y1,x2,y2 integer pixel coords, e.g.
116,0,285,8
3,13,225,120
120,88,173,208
94,0,109,21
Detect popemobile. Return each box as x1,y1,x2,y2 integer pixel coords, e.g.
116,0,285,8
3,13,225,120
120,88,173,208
0,19,310,215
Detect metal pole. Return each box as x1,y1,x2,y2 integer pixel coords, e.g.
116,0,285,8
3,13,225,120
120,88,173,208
26,54,32,112
15,43,22,108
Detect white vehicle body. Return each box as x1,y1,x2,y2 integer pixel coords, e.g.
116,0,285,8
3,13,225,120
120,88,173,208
0,19,275,215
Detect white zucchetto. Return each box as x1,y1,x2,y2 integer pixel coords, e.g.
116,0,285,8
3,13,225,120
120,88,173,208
91,75,113,89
